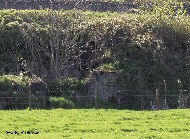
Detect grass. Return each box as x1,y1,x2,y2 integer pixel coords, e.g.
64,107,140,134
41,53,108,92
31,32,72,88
0,109,190,138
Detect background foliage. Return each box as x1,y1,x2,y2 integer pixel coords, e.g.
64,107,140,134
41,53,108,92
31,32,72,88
0,0,190,97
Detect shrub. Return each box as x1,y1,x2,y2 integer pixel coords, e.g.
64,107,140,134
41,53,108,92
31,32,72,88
98,63,117,72
0,9,190,94
47,77,85,96
0,74,45,109
49,97,74,109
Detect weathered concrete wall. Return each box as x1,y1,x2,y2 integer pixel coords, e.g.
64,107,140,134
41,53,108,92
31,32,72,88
86,70,118,102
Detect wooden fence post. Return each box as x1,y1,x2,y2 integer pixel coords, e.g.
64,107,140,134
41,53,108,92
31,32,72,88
156,89,160,110
29,83,32,111
42,91,46,109
180,89,184,108
95,90,98,110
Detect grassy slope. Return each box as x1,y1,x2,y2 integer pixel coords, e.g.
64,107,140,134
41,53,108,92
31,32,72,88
0,109,190,139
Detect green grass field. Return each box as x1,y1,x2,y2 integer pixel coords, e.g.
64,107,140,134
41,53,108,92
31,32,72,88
0,109,190,139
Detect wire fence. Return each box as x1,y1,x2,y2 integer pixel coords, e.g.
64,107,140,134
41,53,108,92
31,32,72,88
0,91,46,110
0,89,190,110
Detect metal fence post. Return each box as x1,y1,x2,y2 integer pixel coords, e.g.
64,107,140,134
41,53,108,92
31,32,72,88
156,89,160,110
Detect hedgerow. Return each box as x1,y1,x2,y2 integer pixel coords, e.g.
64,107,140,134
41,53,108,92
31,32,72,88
0,3,190,92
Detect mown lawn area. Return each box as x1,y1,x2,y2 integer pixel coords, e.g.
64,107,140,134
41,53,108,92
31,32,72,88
0,109,190,139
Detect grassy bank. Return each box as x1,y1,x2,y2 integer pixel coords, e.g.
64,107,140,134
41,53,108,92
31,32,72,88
0,109,190,138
